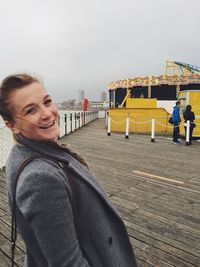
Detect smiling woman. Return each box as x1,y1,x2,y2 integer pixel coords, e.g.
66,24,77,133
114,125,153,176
0,73,138,267
6,81,60,140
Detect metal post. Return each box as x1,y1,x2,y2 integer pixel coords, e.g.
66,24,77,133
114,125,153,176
81,112,83,127
70,113,72,133
151,118,155,142
74,113,77,131
83,112,86,126
64,114,67,135
78,113,80,128
86,112,88,124
107,116,111,136
186,120,190,145
106,111,108,127
125,116,129,139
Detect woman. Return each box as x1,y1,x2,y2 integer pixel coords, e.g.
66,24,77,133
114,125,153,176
0,74,138,267
183,104,195,145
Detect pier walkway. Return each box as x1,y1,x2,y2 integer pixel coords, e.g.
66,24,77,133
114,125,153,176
1,118,200,267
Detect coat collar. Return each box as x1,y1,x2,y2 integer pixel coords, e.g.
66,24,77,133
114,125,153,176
15,134,120,219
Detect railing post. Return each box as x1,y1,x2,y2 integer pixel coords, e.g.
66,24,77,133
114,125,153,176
83,112,86,126
78,113,80,128
75,113,77,130
64,114,67,135
80,112,83,127
186,120,190,145
106,111,108,127
86,111,88,124
107,116,111,136
125,116,130,139
70,113,72,133
151,118,155,142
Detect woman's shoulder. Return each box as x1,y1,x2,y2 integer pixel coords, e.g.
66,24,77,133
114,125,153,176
15,157,69,205
19,157,65,180
7,145,67,188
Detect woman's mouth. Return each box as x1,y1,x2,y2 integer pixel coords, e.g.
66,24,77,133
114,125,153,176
39,120,55,129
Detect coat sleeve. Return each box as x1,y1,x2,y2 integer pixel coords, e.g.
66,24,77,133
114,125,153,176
172,107,181,123
183,111,187,121
16,165,91,267
191,111,195,121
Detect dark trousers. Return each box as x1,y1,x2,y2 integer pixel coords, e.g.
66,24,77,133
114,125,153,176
173,124,180,142
184,126,194,144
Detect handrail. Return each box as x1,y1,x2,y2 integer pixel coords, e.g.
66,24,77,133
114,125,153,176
0,110,98,169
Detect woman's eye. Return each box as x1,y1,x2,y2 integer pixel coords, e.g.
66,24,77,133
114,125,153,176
44,99,52,105
26,107,36,114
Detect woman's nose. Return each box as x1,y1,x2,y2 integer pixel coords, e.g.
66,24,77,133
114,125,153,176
40,106,51,119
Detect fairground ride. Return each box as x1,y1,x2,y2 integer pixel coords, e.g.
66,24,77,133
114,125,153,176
108,61,200,137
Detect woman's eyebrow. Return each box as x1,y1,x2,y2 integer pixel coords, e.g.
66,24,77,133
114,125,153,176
21,103,35,113
43,94,50,100
21,95,50,113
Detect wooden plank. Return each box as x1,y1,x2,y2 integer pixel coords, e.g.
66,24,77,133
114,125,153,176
133,247,174,267
112,191,200,230
0,180,6,188
132,237,199,267
0,232,25,266
132,170,184,185
0,250,11,267
129,231,200,267
125,219,200,260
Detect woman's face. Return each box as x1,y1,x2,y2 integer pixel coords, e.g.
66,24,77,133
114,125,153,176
6,82,60,141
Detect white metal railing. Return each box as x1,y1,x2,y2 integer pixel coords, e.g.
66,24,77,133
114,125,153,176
107,115,200,144
0,110,98,169
58,110,98,137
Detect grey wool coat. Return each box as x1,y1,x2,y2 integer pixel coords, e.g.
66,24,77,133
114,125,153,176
6,134,138,267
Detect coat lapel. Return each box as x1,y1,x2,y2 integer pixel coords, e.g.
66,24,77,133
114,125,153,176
67,159,121,218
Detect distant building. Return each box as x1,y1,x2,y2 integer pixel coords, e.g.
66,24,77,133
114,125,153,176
57,99,77,110
78,90,85,102
89,101,109,110
100,91,107,102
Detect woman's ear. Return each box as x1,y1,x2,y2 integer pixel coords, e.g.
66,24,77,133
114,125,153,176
4,120,20,134
4,120,13,130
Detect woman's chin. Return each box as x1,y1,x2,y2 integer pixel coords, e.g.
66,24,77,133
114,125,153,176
39,128,60,141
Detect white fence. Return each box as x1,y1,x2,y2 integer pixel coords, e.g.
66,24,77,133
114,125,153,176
0,110,98,169
58,110,98,137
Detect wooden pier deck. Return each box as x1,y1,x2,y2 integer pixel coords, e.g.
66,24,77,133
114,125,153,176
1,118,200,267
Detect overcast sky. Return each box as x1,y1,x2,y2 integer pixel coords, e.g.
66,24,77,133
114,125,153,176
0,0,200,102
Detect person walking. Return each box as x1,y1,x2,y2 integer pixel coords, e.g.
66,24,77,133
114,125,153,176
0,73,138,267
172,101,181,144
183,104,195,145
